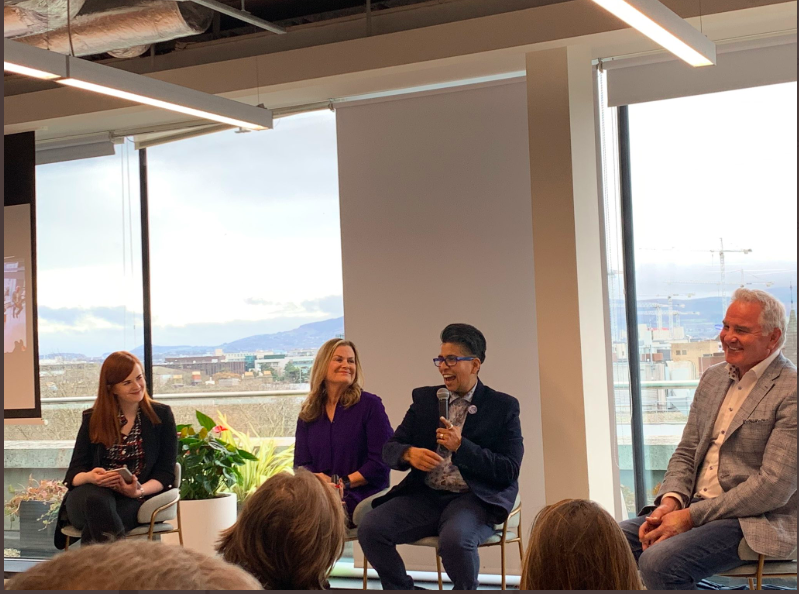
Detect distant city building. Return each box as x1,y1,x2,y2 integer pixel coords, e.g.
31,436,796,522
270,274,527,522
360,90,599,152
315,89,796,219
164,355,245,376
784,307,798,366
699,352,727,374
671,340,722,378
612,342,628,362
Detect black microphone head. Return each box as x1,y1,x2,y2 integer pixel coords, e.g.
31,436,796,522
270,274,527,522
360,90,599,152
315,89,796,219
437,388,450,401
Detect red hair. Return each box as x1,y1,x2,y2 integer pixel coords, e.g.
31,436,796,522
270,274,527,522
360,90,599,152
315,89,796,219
89,351,160,448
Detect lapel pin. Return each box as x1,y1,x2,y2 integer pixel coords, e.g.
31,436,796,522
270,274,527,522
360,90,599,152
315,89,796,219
468,405,477,415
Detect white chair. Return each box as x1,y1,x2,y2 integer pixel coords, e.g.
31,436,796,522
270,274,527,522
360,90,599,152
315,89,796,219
404,494,523,590
718,540,797,590
62,463,183,550
359,493,524,590
344,488,391,589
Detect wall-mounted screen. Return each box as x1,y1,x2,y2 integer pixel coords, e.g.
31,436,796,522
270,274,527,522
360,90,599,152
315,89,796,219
4,132,41,420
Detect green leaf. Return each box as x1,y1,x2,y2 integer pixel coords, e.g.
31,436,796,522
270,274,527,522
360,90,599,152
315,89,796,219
195,410,216,431
237,449,259,461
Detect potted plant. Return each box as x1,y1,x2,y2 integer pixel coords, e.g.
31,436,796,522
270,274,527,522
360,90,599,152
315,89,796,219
170,411,257,556
215,412,295,511
4,476,67,554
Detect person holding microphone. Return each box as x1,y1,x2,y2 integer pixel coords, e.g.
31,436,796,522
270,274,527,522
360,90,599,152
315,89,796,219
358,323,524,590
55,351,177,548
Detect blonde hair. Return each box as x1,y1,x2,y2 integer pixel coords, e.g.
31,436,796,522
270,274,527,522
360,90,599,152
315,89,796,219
299,338,364,422
5,539,262,590
216,468,346,590
520,499,642,590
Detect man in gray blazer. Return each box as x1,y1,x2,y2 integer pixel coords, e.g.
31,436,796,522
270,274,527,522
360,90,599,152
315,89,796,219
620,288,797,589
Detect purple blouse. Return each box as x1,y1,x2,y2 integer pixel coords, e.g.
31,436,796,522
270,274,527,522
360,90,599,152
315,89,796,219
294,391,393,517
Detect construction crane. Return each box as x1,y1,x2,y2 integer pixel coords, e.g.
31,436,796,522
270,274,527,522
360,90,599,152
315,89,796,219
641,239,752,312
708,238,752,310
638,301,700,339
639,293,695,331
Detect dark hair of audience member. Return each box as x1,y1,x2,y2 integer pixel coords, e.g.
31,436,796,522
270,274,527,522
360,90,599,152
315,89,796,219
440,323,487,363
4,539,262,590
216,468,346,590
521,498,642,590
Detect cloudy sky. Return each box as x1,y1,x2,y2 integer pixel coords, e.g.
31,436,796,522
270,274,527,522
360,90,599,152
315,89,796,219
36,111,343,356
33,84,797,356
605,82,797,301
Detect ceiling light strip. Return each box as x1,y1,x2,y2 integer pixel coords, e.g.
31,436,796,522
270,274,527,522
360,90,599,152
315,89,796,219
3,39,272,130
592,0,716,67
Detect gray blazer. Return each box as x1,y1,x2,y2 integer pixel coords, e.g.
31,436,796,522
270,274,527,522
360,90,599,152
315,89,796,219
656,353,797,558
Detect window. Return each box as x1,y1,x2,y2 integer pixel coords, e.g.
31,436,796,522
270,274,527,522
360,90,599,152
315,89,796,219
606,82,798,512
4,145,142,560
146,111,343,439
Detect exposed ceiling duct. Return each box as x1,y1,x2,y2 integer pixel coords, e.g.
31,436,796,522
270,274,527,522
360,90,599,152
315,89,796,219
4,0,86,39
5,0,213,58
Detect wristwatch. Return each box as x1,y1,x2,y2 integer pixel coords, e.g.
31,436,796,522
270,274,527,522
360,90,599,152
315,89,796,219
341,476,351,490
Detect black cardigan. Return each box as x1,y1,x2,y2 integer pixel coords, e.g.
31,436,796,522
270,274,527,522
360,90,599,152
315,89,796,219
55,401,177,548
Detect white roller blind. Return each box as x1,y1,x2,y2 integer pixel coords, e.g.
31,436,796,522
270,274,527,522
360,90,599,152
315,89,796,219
335,79,545,577
606,35,797,107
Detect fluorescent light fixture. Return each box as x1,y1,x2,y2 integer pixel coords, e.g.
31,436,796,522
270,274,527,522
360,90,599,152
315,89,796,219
3,62,62,80
593,0,716,67
3,39,68,79
3,39,272,130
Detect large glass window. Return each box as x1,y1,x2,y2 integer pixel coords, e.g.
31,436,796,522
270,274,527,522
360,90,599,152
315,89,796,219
146,111,343,439
4,144,142,560
598,71,638,517
608,82,798,510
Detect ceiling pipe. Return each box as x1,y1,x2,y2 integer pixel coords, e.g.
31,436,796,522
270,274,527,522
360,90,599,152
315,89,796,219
183,0,286,34
12,1,213,57
4,0,86,38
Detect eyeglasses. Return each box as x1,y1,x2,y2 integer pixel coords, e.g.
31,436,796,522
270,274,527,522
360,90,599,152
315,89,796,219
433,356,477,367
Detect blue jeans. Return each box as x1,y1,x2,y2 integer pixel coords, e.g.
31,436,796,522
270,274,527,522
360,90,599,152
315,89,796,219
358,486,496,590
620,512,746,589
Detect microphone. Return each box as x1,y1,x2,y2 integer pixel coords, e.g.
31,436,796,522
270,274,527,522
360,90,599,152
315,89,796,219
437,388,450,422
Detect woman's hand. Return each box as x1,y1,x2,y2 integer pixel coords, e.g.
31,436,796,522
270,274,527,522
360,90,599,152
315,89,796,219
90,468,120,488
117,476,142,498
314,472,333,484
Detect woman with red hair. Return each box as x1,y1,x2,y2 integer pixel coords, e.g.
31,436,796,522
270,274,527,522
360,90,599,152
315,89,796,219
55,351,177,548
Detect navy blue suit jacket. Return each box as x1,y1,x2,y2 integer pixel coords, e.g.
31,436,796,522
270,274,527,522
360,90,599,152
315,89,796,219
377,380,523,522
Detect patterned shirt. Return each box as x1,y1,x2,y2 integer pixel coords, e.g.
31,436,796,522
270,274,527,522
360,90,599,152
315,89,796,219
425,383,477,493
693,348,781,500
103,409,145,477
662,349,782,508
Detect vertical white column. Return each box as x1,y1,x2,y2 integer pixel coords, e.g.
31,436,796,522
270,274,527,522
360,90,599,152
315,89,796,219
527,47,620,515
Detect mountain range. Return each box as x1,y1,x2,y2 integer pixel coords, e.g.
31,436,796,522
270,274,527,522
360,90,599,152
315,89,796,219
129,316,345,359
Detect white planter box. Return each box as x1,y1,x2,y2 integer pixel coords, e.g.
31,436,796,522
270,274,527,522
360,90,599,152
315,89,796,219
162,492,237,557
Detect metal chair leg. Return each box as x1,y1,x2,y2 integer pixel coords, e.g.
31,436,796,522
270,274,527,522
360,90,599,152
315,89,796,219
756,555,765,590
177,501,184,546
436,553,443,590
499,541,506,589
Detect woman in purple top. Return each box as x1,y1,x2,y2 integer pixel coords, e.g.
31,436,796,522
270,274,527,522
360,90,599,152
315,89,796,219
294,338,393,520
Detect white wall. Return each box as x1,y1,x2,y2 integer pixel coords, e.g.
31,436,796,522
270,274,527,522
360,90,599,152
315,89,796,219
336,79,545,576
